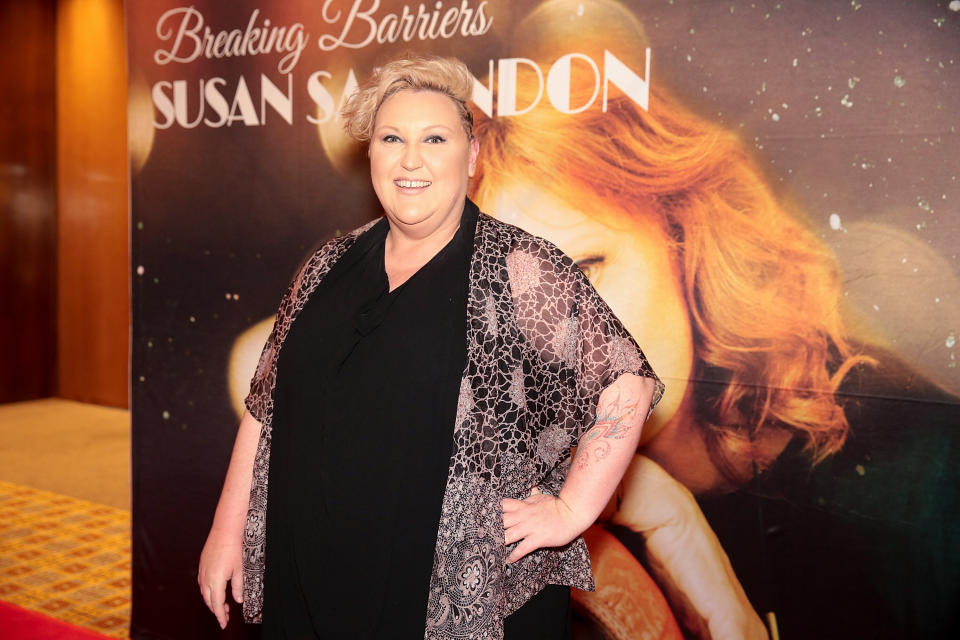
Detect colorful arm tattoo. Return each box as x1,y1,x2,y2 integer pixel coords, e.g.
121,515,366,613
576,389,642,470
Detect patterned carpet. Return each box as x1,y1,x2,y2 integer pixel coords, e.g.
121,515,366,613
0,481,130,638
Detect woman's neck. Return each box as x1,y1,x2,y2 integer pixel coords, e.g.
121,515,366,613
383,214,460,291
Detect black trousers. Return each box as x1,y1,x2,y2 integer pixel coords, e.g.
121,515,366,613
503,584,571,640
259,584,571,639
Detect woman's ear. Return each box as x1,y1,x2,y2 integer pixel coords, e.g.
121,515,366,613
468,137,480,177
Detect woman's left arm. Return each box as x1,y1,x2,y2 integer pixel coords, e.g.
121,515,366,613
502,372,657,562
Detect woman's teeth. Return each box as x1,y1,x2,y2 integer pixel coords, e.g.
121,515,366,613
396,179,431,188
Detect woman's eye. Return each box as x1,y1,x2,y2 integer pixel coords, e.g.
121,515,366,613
424,135,446,144
574,256,605,281
382,134,401,143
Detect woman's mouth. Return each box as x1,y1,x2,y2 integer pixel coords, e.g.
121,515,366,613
395,179,431,189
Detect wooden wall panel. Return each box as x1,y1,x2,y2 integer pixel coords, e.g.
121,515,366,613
0,1,57,403
56,0,129,407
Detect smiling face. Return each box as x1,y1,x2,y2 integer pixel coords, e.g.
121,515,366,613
369,89,479,239
477,182,694,440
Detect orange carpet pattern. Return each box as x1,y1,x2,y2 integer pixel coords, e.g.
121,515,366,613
0,481,130,638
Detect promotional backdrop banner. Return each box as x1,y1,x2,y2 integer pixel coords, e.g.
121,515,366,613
127,1,960,638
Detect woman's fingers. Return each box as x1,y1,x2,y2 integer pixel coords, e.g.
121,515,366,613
213,593,230,629
501,497,523,512
506,536,538,564
212,595,227,629
231,567,244,604
502,497,529,530
199,573,229,628
503,506,530,529
504,520,531,545
501,489,558,563
501,492,543,520
198,541,245,629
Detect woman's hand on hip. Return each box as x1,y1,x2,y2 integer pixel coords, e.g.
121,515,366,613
502,487,587,563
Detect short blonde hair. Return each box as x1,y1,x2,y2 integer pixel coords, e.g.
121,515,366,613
340,54,475,142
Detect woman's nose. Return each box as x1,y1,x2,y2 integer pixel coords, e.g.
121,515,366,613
400,144,422,170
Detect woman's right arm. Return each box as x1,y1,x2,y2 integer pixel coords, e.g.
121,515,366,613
198,410,262,629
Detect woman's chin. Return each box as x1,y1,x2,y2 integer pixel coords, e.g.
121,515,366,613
386,207,434,226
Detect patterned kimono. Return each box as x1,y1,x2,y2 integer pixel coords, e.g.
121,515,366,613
241,199,664,639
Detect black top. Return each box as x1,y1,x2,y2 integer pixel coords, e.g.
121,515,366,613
261,203,476,639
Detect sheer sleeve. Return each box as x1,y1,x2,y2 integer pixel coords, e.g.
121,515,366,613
507,236,664,442
243,256,314,428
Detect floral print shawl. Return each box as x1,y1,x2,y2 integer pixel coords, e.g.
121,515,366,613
241,200,663,638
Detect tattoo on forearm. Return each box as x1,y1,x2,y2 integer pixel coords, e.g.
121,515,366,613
575,391,640,471
594,441,612,459
576,439,614,470
582,391,641,443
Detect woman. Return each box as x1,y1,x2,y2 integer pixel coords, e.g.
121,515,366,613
469,20,959,639
198,54,662,639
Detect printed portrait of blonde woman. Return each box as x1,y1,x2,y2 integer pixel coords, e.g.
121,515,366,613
466,2,959,639
225,1,959,638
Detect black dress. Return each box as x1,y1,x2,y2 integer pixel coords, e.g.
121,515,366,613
260,203,569,639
